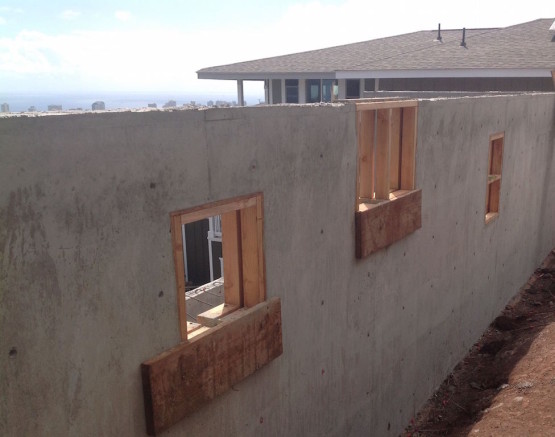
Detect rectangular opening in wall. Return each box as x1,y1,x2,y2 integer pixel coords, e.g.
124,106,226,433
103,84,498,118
485,132,504,224
355,100,421,258
142,192,282,436
181,216,224,330
170,193,266,340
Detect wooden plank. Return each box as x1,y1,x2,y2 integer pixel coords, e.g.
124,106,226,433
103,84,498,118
355,100,418,111
240,204,261,308
172,193,259,226
170,215,188,341
375,108,391,200
357,110,375,202
221,210,242,307
255,195,266,303
400,106,417,190
141,298,283,436
488,180,501,214
355,189,422,258
196,303,239,327
490,136,503,175
389,107,402,191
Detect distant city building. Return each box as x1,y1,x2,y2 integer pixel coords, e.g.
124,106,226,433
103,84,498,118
1,103,9,113
163,100,176,108
148,103,157,108
48,104,62,111
28,106,36,112
207,100,214,106
92,101,105,110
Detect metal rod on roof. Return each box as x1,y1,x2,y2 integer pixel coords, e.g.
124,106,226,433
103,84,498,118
460,27,467,47
437,23,442,42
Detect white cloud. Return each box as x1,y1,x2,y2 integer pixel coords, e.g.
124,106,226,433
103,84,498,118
0,6,24,14
61,10,81,21
0,16,6,25
114,10,131,22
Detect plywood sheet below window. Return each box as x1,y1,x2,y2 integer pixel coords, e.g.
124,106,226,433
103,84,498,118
141,298,282,436
355,189,422,258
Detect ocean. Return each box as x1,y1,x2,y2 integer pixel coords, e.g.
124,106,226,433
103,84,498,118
0,92,265,113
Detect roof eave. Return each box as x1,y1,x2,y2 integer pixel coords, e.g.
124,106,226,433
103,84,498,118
197,71,337,80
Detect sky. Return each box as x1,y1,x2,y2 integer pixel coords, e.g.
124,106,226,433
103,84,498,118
0,0,553,98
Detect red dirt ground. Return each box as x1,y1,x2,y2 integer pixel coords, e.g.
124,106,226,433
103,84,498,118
404,249,555,437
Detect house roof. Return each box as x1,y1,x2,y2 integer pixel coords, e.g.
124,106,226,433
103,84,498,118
197,19,555,80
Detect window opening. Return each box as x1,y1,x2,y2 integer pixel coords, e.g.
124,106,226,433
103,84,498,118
306,79,321,103
170,193,265,340
485,132,504,224
355,101,421,258
356,102,417,205
322,79,336,102
285,79,299,103
346,79,361,99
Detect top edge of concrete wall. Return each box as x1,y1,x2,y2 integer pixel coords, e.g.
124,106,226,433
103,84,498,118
1,92,553,120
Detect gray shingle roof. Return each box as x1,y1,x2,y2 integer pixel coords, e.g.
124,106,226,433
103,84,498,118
197,19,555,78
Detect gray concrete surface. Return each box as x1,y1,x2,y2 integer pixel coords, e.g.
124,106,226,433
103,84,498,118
0,94,553,436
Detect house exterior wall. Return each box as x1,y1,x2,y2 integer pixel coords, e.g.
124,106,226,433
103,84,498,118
1,94,554,436
379,76,554,92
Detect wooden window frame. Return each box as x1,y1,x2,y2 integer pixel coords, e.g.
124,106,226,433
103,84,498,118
141,192,282,435
485,132,504,224
355,101,422,258
170,192,266,341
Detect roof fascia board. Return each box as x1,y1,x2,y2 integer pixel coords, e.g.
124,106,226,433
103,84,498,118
197,72,337,80
337,69,552,79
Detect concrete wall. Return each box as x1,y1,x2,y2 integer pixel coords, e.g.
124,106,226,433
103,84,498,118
1,94,553,436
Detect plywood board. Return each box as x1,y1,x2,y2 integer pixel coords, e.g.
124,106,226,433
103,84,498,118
221,210,242,307
389,108,402,191
375,109,391,200
170,215,188,340
141,298,282,435
357,110,375,202
355,190,422,258
400,106,417,190
240,204,261,308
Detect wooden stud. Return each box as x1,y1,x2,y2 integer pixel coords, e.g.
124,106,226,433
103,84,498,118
240,204,260,308
375,108,392,200
255,195,266,303
389,107,402,191
400,106,417,190
488,180,500,213
170,215,188,341
357,110,375,202
221,210,242,307
141,298,283,436
490,137,503,175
